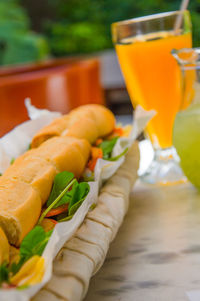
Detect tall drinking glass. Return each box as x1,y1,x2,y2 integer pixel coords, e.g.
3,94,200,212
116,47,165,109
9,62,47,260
112,11,192,184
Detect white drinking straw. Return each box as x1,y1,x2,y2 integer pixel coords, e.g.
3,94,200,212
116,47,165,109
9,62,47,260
174,0,190,33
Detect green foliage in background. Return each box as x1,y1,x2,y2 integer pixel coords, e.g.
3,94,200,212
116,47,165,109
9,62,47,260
189,0,200,48
42,0,200,56
2,0,200,63
44,0,169,56
46,22,109,55
0,0,49,65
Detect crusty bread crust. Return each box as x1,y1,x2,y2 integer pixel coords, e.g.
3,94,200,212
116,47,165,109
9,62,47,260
31,116,70,148
0,136,91,246
33,137,91,177
65,116,99,144
0,213,19,247
4,155,57,205
0,179,42,246
31,105,115,148
71,104,115,137
9,246,20,265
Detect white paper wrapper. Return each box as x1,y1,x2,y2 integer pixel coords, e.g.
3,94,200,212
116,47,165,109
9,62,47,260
0,102,155,301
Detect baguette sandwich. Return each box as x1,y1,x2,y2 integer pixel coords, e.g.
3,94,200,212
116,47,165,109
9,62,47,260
31,104,115,148
0,137,91,246
0,104,135,290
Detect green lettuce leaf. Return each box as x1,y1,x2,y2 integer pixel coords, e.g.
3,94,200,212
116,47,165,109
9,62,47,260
47,171,74,208
108,147,128,161
56,182,90,220
57,214,73,222
20,226,52,261
69,182,90,211
44,171,90,223
98,137,119,160
0,263,9,285
10,225,53,276
69,199,84,216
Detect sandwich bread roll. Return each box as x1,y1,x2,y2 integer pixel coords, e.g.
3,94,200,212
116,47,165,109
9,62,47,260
31,115,70,149
0,179,42,246
0,136,91,246
35,136,90,176
9,246,20,265
3,156,57,205
31,104,115,148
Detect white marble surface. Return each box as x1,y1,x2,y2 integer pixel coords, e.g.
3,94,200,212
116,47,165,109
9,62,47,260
84,180,200,301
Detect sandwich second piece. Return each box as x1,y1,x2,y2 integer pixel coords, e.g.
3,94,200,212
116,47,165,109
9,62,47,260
31,104,116,148
64,104,116,143
0,136,91,246
4,136,90,205
30,115,70,149
0,179,42,246
3,155,57,205
33,136,91,176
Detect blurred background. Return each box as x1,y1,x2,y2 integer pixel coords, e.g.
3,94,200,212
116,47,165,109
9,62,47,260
2,0,200,64
0,0,199,135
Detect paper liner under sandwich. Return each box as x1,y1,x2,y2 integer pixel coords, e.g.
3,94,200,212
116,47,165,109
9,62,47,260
0,103,153,301
32,142,139,301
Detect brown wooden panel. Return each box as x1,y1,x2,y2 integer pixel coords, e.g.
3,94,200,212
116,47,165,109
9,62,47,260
0,58,104,136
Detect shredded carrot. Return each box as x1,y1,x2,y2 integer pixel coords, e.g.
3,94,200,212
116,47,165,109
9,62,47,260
106,127,124,139
87,158,97,172
87,160,93,171
113,127,124,136
87,147,103,171
91,147,103,159
95,138,103,146
46,203,69,217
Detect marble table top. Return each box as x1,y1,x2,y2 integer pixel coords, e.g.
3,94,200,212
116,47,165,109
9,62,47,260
84,180,200,301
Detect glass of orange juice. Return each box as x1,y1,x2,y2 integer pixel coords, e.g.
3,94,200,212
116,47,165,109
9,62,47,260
112,10,192,184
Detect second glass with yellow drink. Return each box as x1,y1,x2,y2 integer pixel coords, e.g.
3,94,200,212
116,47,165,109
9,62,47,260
112,10,192,184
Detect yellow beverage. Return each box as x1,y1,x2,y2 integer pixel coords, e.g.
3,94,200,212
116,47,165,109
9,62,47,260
116,31,192,148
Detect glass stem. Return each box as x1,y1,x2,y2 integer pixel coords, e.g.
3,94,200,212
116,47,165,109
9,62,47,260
140,146,186,185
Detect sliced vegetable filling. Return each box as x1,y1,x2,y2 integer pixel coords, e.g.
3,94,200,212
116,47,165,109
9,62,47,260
0,171,90,288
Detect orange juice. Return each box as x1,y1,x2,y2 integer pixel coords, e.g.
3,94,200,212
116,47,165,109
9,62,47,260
116,32,192,148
